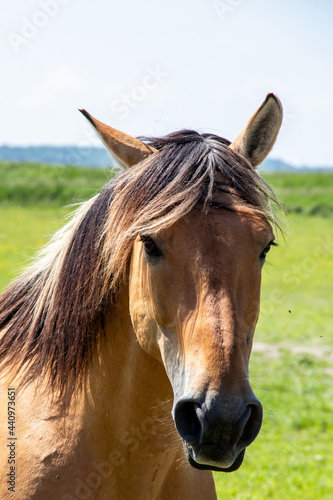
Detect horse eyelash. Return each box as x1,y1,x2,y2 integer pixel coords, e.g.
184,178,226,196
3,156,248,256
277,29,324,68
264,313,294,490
260,240,278,261
139,235,162,259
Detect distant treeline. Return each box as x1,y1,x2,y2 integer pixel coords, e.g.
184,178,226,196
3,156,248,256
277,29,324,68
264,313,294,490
1,145,333,173
0,162,333,216
0,146,113,169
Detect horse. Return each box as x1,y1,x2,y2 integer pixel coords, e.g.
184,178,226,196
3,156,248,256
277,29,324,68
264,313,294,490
0,93,283,499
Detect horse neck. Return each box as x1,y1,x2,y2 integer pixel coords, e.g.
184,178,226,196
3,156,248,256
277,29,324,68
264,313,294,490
83,286,176,467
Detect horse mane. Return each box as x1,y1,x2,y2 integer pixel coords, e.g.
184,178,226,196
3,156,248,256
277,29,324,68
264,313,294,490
0,130,278,394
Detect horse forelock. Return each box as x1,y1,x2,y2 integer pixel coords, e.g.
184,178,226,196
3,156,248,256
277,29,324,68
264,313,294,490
0,129,279,394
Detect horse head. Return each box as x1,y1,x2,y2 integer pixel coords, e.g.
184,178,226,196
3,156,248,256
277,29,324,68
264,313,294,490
80,94,282,472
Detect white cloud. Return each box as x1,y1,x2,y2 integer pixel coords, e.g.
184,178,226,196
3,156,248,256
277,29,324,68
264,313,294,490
14,66,85,111
293,90,333,115
42,66,85,92
15,92,53,110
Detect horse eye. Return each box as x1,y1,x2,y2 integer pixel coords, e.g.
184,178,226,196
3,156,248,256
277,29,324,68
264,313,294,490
260,241,277,262
140,236,162,259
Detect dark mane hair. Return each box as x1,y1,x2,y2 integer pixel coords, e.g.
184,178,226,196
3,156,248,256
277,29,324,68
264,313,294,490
0,130,278,394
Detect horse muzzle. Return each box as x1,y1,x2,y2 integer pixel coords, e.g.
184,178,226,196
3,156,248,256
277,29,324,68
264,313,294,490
173,394,263,472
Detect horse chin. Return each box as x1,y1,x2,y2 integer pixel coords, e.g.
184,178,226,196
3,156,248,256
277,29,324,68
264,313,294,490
185,447,246,473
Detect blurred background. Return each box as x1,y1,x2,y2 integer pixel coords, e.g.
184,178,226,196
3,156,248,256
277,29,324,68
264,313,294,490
1,1,332,498
1,0,333,167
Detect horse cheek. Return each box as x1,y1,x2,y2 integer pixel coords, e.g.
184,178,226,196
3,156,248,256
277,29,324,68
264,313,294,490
129,298,162,361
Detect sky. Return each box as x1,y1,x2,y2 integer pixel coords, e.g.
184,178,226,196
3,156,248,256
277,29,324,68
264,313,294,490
1,0,333,166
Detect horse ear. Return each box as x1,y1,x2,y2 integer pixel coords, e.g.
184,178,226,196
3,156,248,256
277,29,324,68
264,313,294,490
230,93,283,168
79,109,156,169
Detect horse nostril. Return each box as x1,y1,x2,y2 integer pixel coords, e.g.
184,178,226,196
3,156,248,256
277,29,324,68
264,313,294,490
239,402,263,448
174,400,202,445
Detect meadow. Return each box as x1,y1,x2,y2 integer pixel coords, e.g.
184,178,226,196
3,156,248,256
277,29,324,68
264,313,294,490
0,162,332,498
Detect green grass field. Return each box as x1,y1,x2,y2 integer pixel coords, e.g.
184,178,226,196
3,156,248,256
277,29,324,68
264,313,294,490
0,161,113,206
263,171,333,217
0,163,332,498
